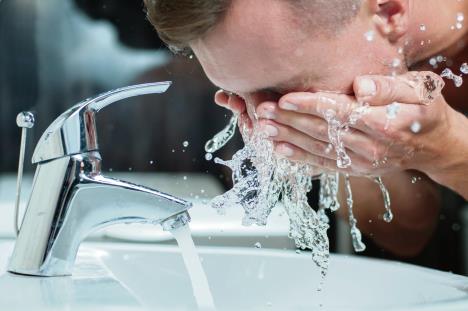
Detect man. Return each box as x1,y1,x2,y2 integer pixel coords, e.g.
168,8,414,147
143,0,468,257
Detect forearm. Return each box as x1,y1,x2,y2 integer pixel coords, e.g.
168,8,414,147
338,170,441,257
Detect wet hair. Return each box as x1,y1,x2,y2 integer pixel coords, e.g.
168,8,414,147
144,0,362,54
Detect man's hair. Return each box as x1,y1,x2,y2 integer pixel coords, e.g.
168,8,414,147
144,0,362,54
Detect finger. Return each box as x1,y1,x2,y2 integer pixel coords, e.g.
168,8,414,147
275,140,379,176
274,142,360,174
340,127,385,160
277,92,357,119
214,90,247,113
354,71,445,106
214,90,229,108
257,119,336,160
238,112,253,131
256,101,373,157
256,101,330,141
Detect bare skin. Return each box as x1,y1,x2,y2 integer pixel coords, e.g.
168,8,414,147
191,0,468,256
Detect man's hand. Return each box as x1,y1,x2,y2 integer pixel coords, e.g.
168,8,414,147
253,72,467,198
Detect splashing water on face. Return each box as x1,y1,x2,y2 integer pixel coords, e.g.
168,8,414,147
208,117,330,275
205,99,389,278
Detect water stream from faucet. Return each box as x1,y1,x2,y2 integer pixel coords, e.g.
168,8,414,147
171,225,216,311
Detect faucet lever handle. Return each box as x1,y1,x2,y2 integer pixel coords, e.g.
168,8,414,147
31,82,171,164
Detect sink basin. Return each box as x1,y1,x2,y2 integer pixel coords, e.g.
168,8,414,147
0,240,468,310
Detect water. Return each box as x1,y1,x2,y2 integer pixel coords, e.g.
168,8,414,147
374,177,393,223
410,121,422,133
205,114,238,153
209,119,330,276
171,225,216,311
322,101,369,168
461,63,468,74
206,102,391,277
364,30,375,42
441,68,463,87
344,175,366,252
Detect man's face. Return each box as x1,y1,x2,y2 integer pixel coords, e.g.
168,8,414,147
191,0,403,110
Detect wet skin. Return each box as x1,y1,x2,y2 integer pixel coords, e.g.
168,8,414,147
191,0,468,256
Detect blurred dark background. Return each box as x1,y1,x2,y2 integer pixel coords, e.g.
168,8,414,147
0,0,466,275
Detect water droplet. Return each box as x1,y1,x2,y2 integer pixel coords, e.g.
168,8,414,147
419,24,426,31
457,12,465,22
456,22,463,30
364,30,375,42
149,160,154,165
460,63,468,74
410,121,422,133
386,102,400,120
128,167,133,171
205,153,213,161
429,58,438,68
374,177,393,223
183,141,189,147
295,249,302,254
441,68,463,87
183,176,187,181
109,168,113,172
391,58,402,68
254,242,262,248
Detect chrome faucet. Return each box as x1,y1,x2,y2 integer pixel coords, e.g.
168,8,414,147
8,82,192,277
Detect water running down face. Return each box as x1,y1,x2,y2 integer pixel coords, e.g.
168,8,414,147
195,0,415,276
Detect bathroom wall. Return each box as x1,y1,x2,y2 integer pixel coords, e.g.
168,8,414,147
0,0,242,181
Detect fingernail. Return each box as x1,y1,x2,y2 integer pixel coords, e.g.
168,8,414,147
276,144,294,157
262,124,278,137
357,78,376,97
279,101,298,111
256,106,276,119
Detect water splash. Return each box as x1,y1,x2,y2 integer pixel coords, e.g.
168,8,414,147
206,103,393,277
441,68,463,87
210,121,330,276
323,101,368,169
374,177,393,223
205,114,238,153
344,175,366,252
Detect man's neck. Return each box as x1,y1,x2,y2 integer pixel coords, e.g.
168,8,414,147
406,0,468,64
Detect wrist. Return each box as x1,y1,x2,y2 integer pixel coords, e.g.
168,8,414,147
427,111,468,199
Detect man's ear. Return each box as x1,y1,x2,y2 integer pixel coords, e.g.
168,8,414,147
369,0,409,42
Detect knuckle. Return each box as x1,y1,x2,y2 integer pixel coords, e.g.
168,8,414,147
377,78,395,103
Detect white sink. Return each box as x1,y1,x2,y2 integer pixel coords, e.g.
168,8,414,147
0,240,468,311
